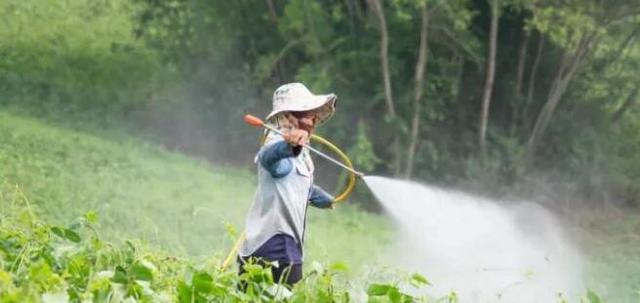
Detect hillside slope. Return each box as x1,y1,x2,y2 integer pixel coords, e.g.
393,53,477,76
0,111,392,266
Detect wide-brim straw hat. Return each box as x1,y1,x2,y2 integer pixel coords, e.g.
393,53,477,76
266,82,337,125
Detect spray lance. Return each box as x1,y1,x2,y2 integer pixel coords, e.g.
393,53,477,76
243,114,365,178
219,114,366,270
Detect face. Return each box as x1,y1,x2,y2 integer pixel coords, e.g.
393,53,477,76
288,110,318,133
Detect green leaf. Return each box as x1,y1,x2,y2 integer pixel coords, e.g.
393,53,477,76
388,287,402,303
111,266,128,284
84,211,98,224
63,229,81,243
410,273,431,287
586,289,603,303
367,283,393,296
50,226,65,238
50,226,81,243
177,281,193,303
210,282,228,297
192,272,213,294
329,262,349,273
448,290,459,303
131,261,153,281
127,281,143,298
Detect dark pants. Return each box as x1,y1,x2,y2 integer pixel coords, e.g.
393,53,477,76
238,257,303,286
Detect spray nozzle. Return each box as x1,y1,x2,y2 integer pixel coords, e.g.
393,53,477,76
243,114,264,128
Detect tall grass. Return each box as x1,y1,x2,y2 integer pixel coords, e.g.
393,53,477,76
0,111,393,266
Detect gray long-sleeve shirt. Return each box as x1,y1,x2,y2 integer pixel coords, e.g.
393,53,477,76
239,135,333,259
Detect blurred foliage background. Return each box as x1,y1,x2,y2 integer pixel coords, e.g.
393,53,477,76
1,0,640,210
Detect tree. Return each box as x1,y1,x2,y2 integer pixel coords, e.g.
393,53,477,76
478,0,500,155
610,87,639,125
405,4,431,178
526,0,640,156
523,32,544,129
527,32,597,153
366,0,396,117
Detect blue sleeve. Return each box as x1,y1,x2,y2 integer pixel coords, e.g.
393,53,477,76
258,140,301,178
309,185,334,209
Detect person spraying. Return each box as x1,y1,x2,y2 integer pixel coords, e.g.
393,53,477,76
238,83,337,286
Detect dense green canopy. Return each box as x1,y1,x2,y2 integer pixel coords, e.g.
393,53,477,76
2,0,639,206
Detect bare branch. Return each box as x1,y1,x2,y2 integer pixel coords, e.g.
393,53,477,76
611,87,640,125
527,31,599,154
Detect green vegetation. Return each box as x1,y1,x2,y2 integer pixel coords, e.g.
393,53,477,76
0,111,637,302
0,112,438,302
1,0,640,301
3,0,640,200
0,0,162,115
0,197,434,302
0,111,393,265
0,197,432,302
577,211,640,303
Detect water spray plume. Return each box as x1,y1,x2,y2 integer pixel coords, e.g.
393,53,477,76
363,176,584,302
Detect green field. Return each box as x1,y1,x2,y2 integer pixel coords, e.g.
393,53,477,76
576,211,640,303
0,111,394,265
1,111,639,302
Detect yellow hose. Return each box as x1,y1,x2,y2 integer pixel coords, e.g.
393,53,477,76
220,134,358,270
309,134,356,203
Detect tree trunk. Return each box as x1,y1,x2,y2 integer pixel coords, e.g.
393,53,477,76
405,6,430,178
527,33,596,155
515,29,530,96
367,0,402,174
511,27,530,134
454,56,466,128
523,33,544,129
610,87,639,126
366,0,395,117
266,0,278,23
479,0,499,155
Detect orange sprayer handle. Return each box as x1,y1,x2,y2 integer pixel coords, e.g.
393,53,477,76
243,114,264,128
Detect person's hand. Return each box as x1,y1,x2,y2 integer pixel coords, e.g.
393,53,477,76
283,129,309,146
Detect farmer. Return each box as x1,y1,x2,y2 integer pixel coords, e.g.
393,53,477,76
238,82,336,286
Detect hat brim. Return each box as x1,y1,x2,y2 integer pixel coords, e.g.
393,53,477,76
266,93,337,125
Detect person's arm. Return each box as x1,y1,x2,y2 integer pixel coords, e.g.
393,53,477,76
309,185,334,209
259,129,309,178
258,140,302,178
